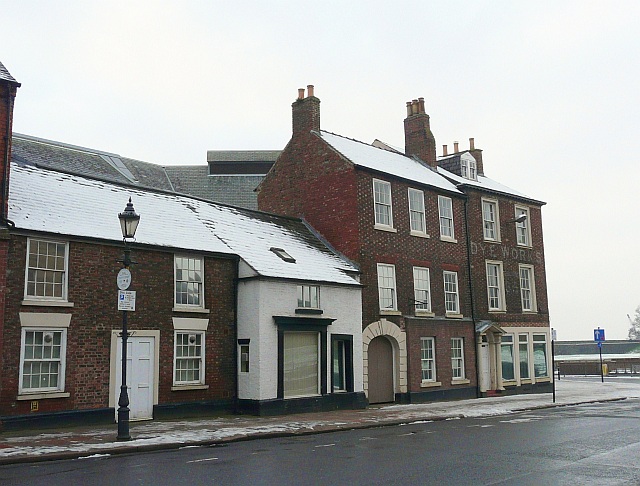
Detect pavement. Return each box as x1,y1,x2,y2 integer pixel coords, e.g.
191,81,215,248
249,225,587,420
1,376,639,465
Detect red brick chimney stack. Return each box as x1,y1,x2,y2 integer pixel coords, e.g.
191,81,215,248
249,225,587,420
404,97,437,168
0,61,20,224
292,84,320,135
468,137,484,175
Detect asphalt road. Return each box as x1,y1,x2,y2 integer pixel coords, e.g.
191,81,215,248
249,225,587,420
2,399,640,485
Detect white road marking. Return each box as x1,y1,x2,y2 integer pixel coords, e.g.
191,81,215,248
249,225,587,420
187,457,219,463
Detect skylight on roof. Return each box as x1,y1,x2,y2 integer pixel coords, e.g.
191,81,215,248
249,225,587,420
270,247,296,263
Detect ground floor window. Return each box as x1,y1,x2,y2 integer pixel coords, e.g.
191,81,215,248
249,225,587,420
174,331,205,385
519,334,530,379
284,332,320,398
331,335,354,393
533,334,548,378
451,337,465,380
501,335,515,381
421,337,436,382
19,328,67,393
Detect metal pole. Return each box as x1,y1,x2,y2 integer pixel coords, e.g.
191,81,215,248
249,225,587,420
599,343,604,383
117,246,131,441
551,337,556,403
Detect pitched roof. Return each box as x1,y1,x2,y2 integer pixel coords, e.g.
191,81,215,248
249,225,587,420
318,131,461,194
207,150,281,163
11,134,262,209
0,61,20,86
8,162,359,285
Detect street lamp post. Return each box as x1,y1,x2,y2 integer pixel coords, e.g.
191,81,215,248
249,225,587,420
116,197,140,441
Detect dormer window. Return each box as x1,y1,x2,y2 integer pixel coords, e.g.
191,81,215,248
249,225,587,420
270,247,296,263
460,155,477,181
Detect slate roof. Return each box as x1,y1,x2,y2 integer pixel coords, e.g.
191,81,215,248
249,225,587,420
0,61,20,86
207,150,281,163
555,341,640,356
11,134,262,209
318,131,462,195
8,162,359,285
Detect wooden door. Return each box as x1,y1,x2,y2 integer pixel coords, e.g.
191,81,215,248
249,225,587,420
368,336,394,403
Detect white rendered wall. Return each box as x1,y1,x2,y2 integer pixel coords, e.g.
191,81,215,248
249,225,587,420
237,278,363,401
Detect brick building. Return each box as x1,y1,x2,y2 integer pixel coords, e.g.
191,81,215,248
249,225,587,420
0,64,364,429
258,87,552,402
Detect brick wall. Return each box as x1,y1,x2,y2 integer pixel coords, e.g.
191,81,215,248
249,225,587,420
0,235,237,417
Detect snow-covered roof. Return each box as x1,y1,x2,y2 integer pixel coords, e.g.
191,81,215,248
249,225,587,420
319,131,461,194
436,157,544,205
0,61,20,85
8,163,359,285
555,354,640,362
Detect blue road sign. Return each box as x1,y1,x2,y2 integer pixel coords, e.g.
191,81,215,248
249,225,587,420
594,328,605,342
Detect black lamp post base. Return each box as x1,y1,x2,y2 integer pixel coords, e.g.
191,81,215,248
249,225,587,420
116,406,131,441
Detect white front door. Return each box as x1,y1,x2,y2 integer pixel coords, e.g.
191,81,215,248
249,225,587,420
478,342,491,392
115,335,155,421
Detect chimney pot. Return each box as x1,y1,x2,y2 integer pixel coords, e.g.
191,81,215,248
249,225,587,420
443,145,448,156
412,99,419,115
454,141,459,153
406,101,412,117
298,88,305,100
307,85,314,98
418,97,425,114
469,137,475,150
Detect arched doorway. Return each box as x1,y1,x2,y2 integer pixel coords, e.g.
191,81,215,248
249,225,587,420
368,336,394,403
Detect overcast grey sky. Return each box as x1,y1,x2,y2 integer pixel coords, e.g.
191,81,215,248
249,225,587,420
2,1,639,340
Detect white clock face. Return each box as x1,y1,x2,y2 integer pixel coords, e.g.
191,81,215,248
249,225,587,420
117,268,132,290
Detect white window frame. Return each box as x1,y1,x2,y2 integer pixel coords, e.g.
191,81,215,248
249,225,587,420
377,263,397,312
408,188,427,236
420,337,436,382
18,312,71,399
451,337,465,380
373,179,394,229
482,198,500,242
173,330,206,386
486,261,506,311
438,196,455,241
515,206,531,247
174,255,205,309
501,334,516,382
519,264,537,312
533,334,549,378
413,266,431,314
297,285,320,309
460,156,477,181
24,238,69,302
443,271,460,315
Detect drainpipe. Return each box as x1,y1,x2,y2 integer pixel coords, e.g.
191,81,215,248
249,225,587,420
463,197,480,397
232,255,240,414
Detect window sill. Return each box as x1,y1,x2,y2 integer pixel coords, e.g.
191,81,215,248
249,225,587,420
483,238,501,244
488,310,506,314
451,378,470,385
172,307,210,314
534,377,551,383
380,310,402,316
440,236,458,243
17,392,70,400
516,243,533,249
374,224,397,233
414,311,435,318
445,313,464,319
522,310,538,314
410,231,430,239
171,384,209,391
22,300,74,308
420,381,442,388
295,307,323,315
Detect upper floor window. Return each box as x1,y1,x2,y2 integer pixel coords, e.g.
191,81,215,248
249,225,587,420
515,206,531,247
408,188,426,235
482,199,500,241
413,266,431,313
438,196,455,240
175,256,204,307
25,239,69,301
298,285,320,309
373,179,393,228
443,271,460,314
519,265,537,312
460,156,477,181
377,263,397,311
486,261,505,311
